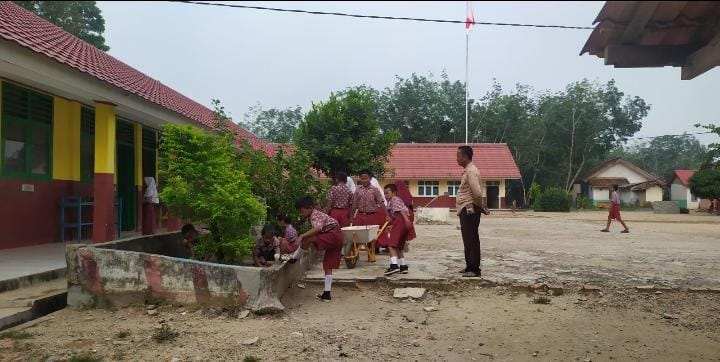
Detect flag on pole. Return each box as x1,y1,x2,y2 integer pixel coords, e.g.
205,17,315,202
466,1,475,33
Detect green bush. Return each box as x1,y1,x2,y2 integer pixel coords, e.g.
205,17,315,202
576,196,593,210
534,187,571,212
159,124,265,263
528,182,541,208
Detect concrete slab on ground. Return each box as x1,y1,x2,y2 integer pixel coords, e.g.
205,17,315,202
0,243,67,281
0,279,66,331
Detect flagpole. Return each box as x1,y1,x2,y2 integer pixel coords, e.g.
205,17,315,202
465,30,469,145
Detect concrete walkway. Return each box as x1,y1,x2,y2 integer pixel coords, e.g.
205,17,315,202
0,243,67,281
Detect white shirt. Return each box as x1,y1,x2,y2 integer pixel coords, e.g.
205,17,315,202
370,177,387,205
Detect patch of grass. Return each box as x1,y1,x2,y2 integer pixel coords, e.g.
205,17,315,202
114,330,130,339
1,330,33,340
112,350,126,361
532,296,552,305
69,353,102,362
152,324,178,343
242,356,260,362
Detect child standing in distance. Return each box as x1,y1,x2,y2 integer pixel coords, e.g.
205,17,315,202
253,224,280,267
601,184,630,233
288,196,344,302
277,215,299,254
325,171,353,227
379,184,416,276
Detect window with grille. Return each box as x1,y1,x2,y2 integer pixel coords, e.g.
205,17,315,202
448,180,461,197
80,107,95,182
1,82,53,178
418,180,439,196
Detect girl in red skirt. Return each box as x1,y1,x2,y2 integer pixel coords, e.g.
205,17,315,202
379,183,416,276
288,196,344,302
142,177,159,235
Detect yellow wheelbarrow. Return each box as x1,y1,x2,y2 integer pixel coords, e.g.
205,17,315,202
341,222,389,269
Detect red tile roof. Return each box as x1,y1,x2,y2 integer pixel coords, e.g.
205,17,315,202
671,169,696,187
388,143,521,180
0,2,265,149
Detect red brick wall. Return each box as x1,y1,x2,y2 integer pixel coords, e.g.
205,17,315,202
0,179,93,249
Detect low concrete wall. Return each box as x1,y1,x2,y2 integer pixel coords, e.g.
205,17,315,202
66,232,312,313
652,201,681,214
415,207,450,224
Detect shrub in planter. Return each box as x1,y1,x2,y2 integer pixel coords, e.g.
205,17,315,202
534,187,571,212
159,124,265,263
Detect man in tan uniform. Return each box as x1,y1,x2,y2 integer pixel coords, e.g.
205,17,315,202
456,145,489,277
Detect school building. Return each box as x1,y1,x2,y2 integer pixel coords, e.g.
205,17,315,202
574,158,664,207
669,170,703,209
380,143,522,209
0,2,264,250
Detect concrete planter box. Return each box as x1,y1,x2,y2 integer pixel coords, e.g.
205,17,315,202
65,232,311,313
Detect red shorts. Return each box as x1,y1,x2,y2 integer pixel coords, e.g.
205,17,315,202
608,204,622,220
353,210,387,228
329,208,351,228
316,229,344,270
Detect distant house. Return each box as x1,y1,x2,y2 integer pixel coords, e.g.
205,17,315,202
379,143,522,209
577,158,663,207
669,170,701,209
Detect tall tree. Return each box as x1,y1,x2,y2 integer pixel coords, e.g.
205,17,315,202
376,71,464,143
15,1,110,51
296,87,399,177
242,104,303,143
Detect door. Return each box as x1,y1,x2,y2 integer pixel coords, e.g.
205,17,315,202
116,121,136,232
486,186,500,209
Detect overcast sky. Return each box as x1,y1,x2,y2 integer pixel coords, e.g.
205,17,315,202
98,1,719,144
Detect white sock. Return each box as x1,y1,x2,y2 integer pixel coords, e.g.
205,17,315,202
291,247,304,260
390,256,398,265
324,275,333,292
399,258,406,266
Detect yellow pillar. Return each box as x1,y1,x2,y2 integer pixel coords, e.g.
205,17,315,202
52,97,81,181
94,103,116,174
92,101,117,243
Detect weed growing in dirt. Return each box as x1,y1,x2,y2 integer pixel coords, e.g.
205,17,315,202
533,296,552,304
0,331,32,340
152,324,179,343
242,356,260,362
68,353,102,362
112,350,126,360
115,330,130,339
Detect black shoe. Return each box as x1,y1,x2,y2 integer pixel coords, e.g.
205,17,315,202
461,271,481,278
384,264,401,276
399,265,409,274
316,291,331,302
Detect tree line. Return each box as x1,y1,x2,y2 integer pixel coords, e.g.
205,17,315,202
241,72,709,201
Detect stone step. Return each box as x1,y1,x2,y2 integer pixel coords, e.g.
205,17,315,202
0,279,67,331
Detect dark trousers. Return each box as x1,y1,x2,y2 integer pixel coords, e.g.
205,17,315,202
459,206,481,273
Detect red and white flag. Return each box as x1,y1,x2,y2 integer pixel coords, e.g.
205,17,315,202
465,1,475,33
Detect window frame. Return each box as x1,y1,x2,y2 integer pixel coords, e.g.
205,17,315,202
418,180,440,197
1,82,53,180
447,180,461,197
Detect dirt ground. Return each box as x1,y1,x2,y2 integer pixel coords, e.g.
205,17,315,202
2,211,720,361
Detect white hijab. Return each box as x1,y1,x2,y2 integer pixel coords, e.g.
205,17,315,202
346,175,356,193
144,177,159,204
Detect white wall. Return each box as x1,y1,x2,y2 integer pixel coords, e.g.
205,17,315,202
591,187,610,201
645,186,663,203
596,164,650,184
686,188,700,209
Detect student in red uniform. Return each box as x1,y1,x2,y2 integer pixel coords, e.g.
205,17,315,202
288,196,344,302
325,171,353,227
379,184,416,276
350,170,390,227
394,180,416,240
277,214,299,254
601,184,630,233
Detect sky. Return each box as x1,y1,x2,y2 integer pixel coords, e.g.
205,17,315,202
97,1,719,145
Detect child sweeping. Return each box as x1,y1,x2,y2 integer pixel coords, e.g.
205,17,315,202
378,183,416,276
288,196,344,302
